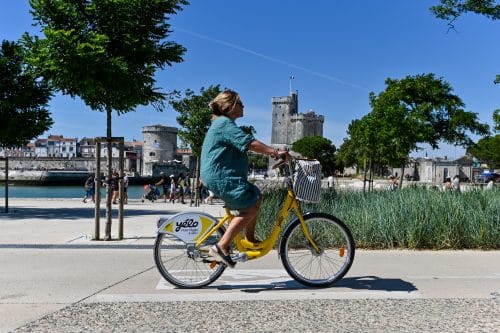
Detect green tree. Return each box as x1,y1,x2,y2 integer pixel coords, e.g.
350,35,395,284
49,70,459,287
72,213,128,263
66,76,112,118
494,109,500,132
467,110,500,167
171,86,222,158
291,136,337,175
370,74,489,186
240,125,256,136
467,135,500,168
0,39,53,148
431,1,499,83
28,0,187,238
431,0,499,28
170,85,222,204
338,114,387,190
248,153,269,171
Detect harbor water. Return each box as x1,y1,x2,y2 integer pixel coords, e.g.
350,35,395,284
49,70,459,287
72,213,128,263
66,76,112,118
0,185,149,199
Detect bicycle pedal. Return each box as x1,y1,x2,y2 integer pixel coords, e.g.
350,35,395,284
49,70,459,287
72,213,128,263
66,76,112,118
230,252,248,262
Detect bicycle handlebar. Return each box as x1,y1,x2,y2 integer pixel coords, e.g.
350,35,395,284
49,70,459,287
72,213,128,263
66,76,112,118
271,153,291,169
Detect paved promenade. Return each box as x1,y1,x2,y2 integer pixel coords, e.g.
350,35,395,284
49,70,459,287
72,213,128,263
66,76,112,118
0,198,499,332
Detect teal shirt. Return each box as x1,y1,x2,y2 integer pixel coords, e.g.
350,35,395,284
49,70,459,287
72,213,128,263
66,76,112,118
201,116,254,182
201,116,259,209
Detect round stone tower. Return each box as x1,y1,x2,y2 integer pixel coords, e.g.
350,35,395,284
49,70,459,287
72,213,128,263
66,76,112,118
142,125,178,176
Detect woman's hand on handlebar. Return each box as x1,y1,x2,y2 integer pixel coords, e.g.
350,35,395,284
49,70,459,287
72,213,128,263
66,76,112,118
271,151,291,169
276,150,290,162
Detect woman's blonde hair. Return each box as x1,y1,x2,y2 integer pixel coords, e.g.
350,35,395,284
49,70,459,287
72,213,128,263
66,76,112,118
209,90,240,116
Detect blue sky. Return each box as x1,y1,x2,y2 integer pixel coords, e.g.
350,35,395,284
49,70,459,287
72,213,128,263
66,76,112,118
1,0,499,159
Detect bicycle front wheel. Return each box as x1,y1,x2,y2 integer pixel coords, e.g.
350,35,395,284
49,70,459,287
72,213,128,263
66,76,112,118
154,227,226,288
280,213,355,287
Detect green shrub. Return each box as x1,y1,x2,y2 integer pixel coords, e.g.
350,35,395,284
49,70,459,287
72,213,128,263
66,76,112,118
256,187,499,249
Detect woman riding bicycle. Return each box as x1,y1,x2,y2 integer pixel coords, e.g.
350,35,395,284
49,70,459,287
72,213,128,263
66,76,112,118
201,89,289,267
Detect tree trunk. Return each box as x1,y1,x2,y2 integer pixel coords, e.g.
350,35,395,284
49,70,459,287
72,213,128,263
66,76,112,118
363,158,367,193
4,157,8,213
368,156,373,191
399,161,405,189
194,156,201,207
105,106,113,240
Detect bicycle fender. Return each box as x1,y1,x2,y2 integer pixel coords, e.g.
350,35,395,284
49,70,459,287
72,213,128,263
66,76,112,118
157,211,218,243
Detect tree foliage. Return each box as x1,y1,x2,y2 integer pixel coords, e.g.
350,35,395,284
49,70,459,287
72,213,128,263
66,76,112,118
494,109,500,132
0,39,53,148
28,0,188,234
340,74,489,186
371,74,489,150
248,153,268,170
431,0,500,26
28,0,187,114
467,110,500,167
291,136,337,174
431,1,499,83
467,135,500,167
170,85,222,158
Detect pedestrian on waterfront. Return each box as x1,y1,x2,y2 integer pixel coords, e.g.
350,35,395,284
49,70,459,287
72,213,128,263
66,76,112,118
82,174,95,203
389,175,398,190
183,173,191,196
327,174,334,189
110,170,119,204
201,89,289,267
443,177,453,191
205,189,215,204
155,172,171,202
176,173,186,204
169,174,177,203
452,175,460,192
195,179,206,204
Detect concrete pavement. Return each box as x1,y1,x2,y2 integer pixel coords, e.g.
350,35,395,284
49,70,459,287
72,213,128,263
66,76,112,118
1,198,499,332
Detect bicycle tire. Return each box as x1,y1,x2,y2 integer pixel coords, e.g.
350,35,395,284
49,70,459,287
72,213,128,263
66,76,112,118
279,212,355,287
154,226,226,288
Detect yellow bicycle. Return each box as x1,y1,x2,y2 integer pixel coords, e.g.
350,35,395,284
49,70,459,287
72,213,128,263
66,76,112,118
154,157,355,288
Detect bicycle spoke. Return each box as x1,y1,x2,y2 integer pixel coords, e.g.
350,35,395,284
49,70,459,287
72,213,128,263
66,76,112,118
280,214,355,287
154,231,226,288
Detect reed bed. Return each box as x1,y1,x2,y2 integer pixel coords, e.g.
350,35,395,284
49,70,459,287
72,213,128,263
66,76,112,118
256,187,499,249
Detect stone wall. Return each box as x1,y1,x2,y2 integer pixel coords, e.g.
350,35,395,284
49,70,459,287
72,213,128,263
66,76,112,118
0,157,130,173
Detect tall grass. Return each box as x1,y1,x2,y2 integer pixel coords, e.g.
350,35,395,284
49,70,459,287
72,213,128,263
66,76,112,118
257,187,499,249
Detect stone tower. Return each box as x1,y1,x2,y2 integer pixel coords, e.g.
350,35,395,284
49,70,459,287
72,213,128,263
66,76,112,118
142,125,178,176
271,91,324,148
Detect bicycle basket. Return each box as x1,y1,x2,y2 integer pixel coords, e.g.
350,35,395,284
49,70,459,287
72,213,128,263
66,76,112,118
293,159,322,203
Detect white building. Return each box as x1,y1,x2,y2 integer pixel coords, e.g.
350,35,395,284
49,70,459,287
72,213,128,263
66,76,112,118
34,135,77,158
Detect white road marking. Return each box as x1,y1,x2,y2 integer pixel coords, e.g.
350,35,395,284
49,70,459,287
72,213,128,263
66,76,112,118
91,290,421,303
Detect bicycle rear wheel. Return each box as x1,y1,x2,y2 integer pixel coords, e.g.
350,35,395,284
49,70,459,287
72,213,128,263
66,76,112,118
154,227,226,288
280,213,355,287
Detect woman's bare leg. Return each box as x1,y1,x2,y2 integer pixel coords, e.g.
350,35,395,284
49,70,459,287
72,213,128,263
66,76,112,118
217,202,259,255
244,196,262,243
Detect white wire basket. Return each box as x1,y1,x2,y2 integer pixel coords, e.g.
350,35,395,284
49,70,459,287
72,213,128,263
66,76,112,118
293,159,322,203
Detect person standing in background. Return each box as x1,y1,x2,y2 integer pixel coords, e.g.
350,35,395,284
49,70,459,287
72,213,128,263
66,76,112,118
169,174,177,203
327,174,334,189
83,174,95,203
452,175,460,192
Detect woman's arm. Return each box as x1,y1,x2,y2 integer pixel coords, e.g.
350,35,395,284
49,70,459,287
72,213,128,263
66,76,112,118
248,140,287,159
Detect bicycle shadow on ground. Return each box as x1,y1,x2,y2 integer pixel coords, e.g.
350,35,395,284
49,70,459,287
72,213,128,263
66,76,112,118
216,276,417,293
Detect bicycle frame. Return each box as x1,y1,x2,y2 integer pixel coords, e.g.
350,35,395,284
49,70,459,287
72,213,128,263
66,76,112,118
194,160,321,260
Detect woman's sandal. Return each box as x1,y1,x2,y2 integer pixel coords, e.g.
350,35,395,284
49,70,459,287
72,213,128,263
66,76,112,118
209,244,236,268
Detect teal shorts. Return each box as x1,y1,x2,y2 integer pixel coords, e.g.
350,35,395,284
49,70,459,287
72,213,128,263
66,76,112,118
206,178,261,210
